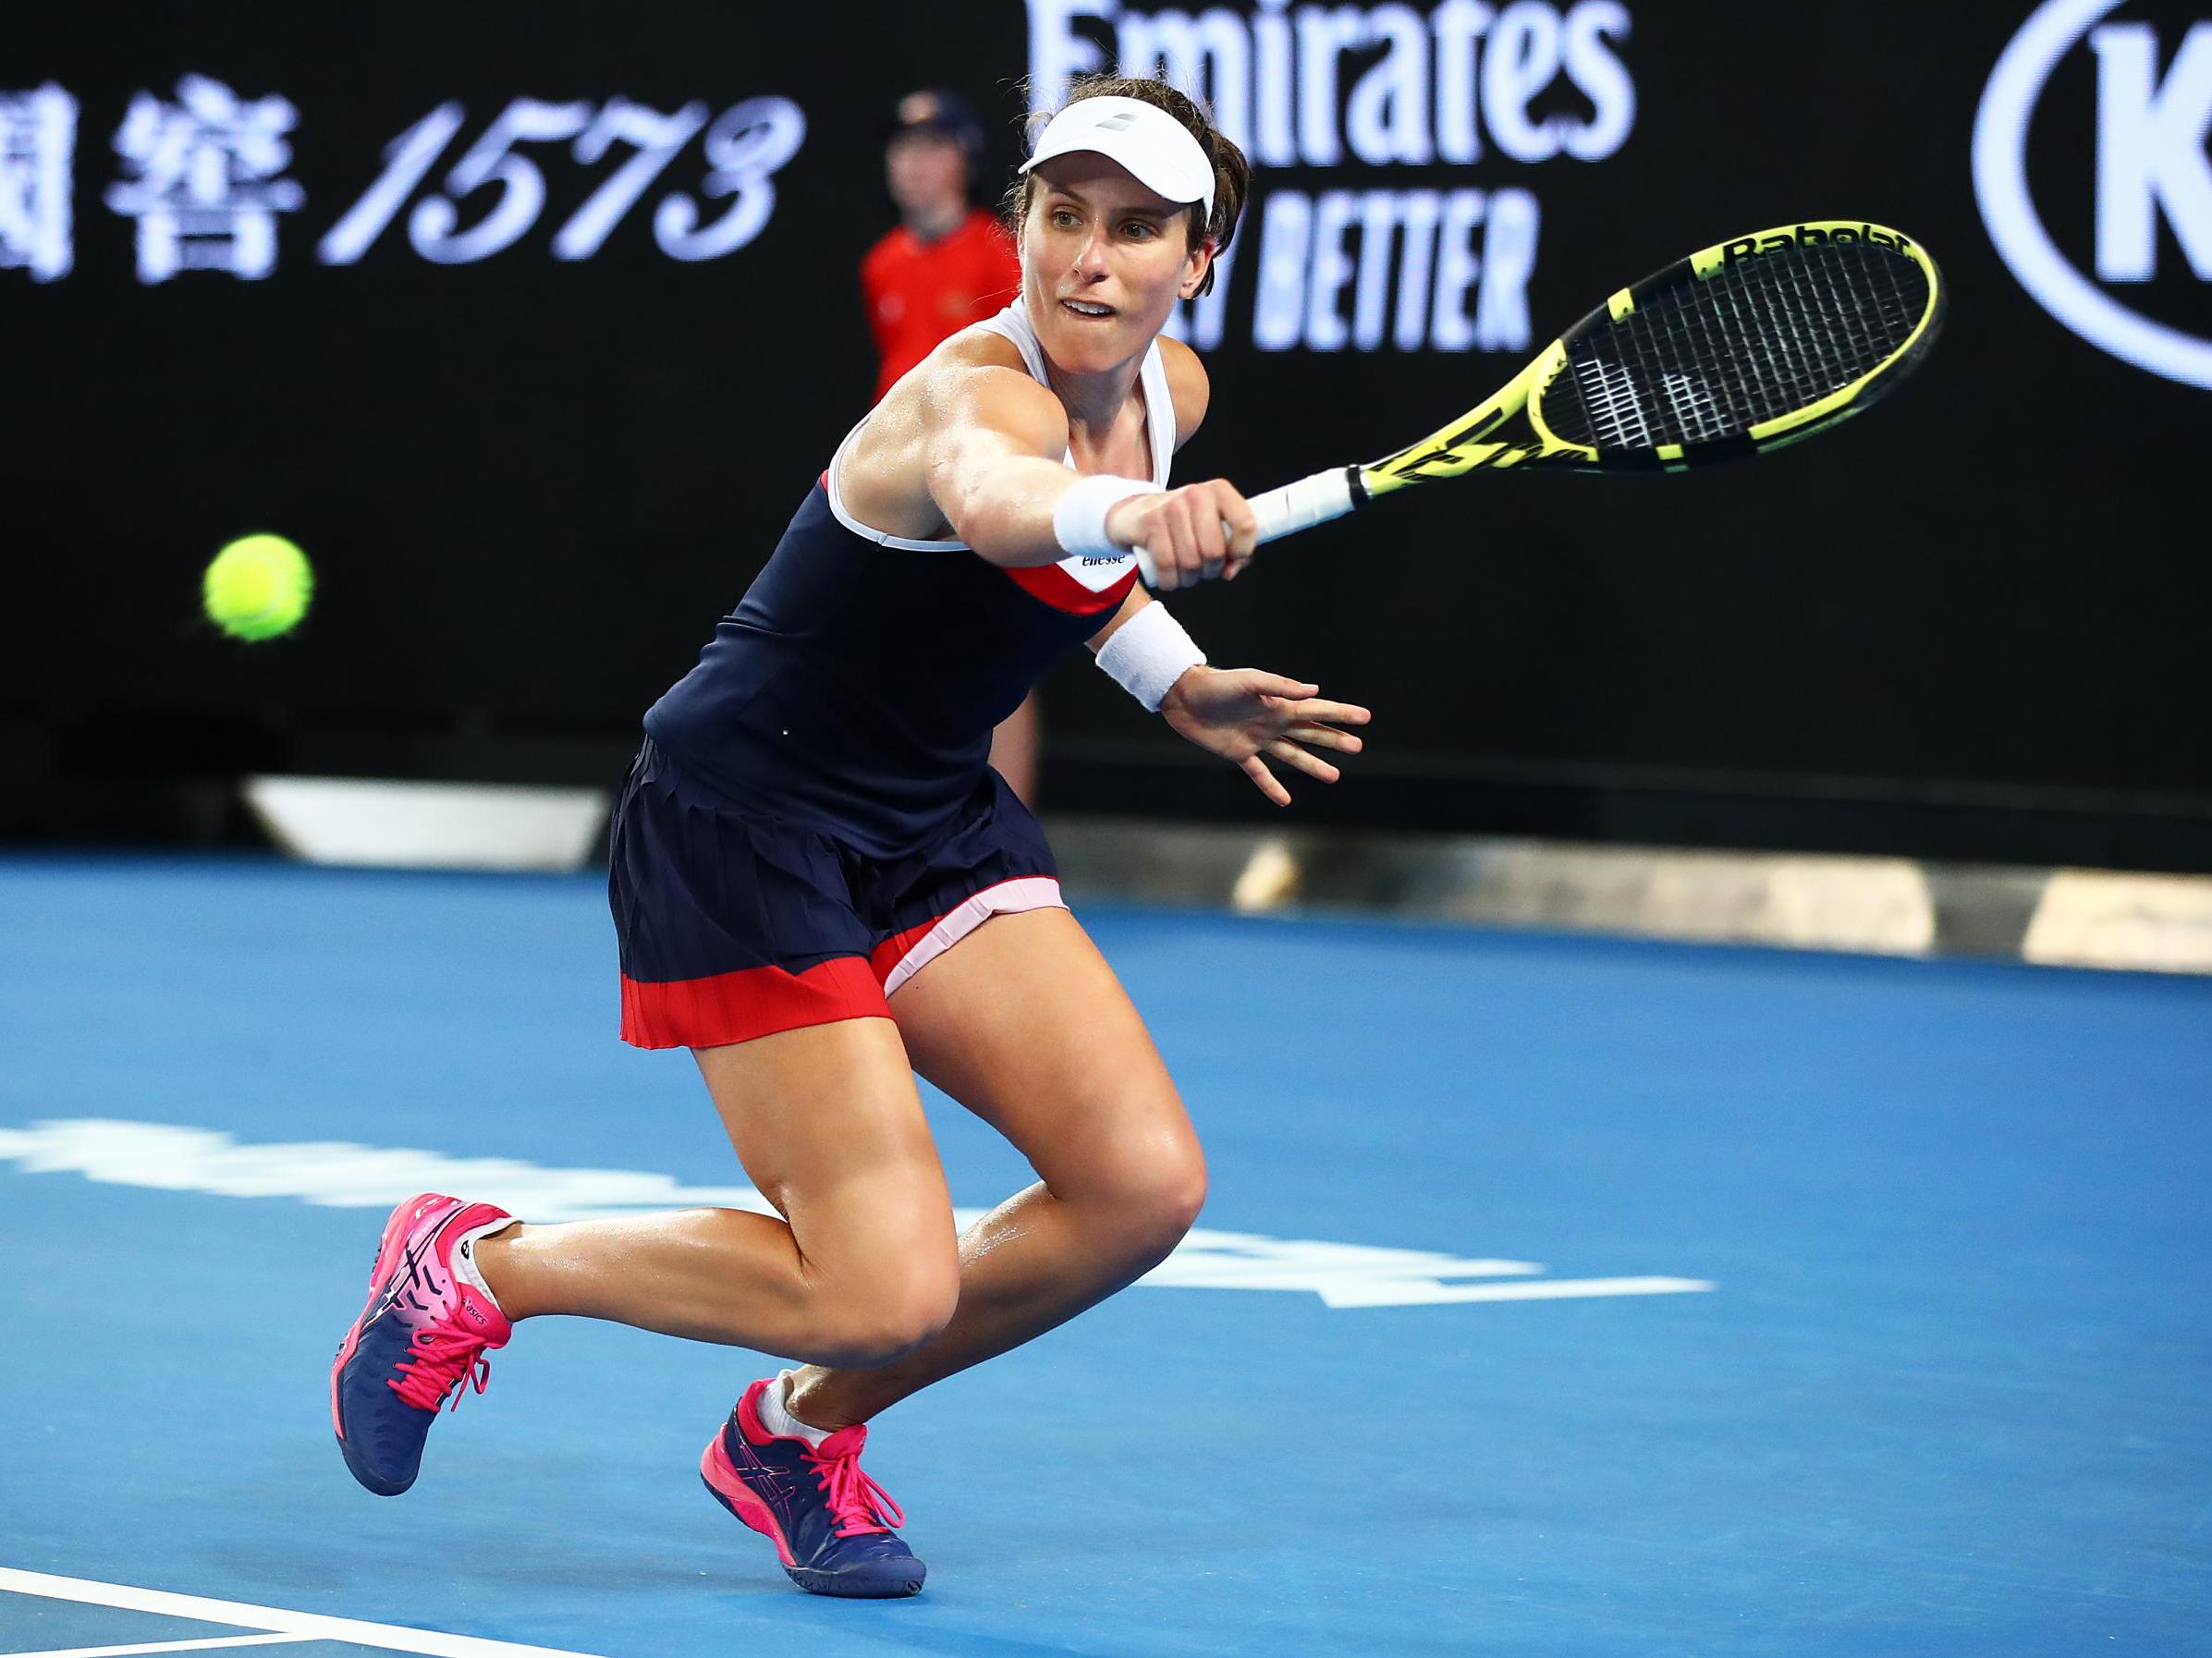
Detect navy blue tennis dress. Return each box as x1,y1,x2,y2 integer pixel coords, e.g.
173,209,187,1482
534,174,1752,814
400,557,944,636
610,303,1176,1048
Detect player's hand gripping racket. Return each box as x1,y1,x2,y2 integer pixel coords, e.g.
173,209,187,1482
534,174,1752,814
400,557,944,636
1137,220,1941,583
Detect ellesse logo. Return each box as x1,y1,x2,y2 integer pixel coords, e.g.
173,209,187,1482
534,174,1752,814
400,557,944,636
1974,0,2212,387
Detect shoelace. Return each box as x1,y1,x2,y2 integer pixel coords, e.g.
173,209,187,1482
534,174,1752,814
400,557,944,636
803,1441,907,1539
387,1323,495,1413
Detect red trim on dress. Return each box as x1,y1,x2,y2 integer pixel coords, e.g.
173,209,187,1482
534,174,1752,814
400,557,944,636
1003,562,1137,616
620,956,887,1050
869,920,938,986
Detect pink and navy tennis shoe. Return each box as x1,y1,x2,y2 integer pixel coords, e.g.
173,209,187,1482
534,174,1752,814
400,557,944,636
700,1377,925,1597
331,1192,512,1496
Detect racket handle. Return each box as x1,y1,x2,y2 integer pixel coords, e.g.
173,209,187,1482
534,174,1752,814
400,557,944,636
1131,466,1360,586
1249,467,1358,546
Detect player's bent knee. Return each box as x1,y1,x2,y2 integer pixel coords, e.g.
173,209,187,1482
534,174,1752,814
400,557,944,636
817,1299,957,1369
807,1260,960,1368
1082,1133,1207,1261
1135,1155,1208,1252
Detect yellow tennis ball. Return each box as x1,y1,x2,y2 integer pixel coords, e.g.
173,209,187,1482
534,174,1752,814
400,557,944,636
204,533,313,640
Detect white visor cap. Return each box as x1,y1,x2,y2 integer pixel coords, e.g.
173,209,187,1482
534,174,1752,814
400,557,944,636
1019,96,1216,223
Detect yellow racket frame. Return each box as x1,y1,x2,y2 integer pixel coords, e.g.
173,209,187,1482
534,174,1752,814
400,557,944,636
1359,220,1943,496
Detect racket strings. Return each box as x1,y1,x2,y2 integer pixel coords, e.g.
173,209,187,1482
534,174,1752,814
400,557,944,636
1680,243,1919,424
1543,241,1926,453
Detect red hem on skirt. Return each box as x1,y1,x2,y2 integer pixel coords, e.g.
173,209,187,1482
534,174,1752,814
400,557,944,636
619,956,889,1050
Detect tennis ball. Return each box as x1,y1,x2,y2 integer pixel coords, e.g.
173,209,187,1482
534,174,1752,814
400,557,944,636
203,533,313,640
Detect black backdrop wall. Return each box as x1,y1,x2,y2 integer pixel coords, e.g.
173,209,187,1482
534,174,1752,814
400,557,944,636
6,2,2207,868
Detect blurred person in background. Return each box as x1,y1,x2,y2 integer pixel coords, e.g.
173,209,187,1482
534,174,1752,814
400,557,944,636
863,89,1040,803
863,90,1018,401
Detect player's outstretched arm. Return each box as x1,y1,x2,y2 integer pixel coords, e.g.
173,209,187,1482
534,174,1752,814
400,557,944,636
1159,665,1371,809
921,364,1081,567
921,359,1255,587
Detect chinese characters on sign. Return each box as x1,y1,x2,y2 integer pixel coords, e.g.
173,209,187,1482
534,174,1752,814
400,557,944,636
1,74,809,286
0,83,77,281
105,74,305,282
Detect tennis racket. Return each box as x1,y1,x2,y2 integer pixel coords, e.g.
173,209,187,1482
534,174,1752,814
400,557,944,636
1228,218,1943,552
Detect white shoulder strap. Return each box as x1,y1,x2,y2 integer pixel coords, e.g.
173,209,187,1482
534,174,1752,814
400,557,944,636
973,301,1050,383
1138,339,1177,486
983,301,1176,487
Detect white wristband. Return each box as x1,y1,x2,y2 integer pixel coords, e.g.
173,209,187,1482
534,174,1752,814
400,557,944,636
1095,601,1206,713
1053,473,1155,560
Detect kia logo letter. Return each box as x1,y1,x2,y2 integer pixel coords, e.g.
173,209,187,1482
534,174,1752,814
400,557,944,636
1974,0,2212,387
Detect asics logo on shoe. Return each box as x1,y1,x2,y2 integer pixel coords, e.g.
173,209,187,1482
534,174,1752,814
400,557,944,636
741,1466,800,1501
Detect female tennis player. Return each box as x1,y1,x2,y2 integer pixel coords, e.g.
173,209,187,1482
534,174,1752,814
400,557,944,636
330,75,1370,1598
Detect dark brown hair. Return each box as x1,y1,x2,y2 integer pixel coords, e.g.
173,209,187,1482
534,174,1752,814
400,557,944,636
1005,74,1253,299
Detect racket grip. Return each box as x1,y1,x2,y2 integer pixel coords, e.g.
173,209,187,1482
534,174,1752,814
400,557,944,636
1132,466,1358,586
1249,468,1357,546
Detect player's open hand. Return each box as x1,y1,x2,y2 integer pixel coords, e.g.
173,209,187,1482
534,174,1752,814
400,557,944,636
1105,480,1259,591
1159,667,1371,807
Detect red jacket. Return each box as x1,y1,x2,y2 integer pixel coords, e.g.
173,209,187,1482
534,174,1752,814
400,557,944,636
862,209,1022,402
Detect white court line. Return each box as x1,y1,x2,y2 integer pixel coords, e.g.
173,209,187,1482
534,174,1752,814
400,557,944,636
4,1634,311,1657
0,1571,616,1658
1318,1274,1717,1308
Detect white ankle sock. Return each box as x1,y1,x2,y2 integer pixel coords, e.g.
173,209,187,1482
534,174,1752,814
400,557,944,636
755,1369,830,1446
449,1219,513,1311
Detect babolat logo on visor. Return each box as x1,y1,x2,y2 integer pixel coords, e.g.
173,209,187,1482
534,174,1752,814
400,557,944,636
1974,0,2212,389
1722,226,1913,262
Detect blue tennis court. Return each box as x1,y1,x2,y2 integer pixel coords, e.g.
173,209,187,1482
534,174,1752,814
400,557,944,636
4,855,2207,1658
